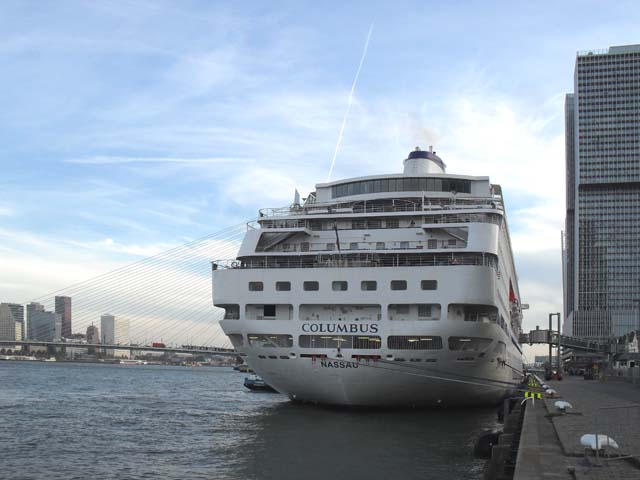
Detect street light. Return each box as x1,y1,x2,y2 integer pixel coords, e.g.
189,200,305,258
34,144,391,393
549,312,562,375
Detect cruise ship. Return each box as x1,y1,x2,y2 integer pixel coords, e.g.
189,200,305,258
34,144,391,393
213,147,524,407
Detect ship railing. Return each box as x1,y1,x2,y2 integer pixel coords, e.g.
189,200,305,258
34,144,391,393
255,239,466,253
258,198,503,218
212,252,497,270
258,212,502,231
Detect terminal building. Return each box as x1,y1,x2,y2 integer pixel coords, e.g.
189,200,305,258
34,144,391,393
564,44,640,339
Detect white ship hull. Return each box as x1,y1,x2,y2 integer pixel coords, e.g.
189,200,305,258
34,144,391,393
228,351,514,407
213,147,525,407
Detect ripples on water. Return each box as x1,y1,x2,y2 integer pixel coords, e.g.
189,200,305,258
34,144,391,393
0,362,498,480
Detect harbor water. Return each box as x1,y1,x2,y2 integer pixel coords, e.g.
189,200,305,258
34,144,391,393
1,362,499,480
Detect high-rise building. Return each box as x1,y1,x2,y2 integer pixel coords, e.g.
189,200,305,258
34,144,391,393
564,44,640,339
0,303,24,342
26,302,61,341
100,314,130,357
55,296,72,338
86,324,100,344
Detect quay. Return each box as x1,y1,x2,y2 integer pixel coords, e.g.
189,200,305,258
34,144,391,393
513,376,640,479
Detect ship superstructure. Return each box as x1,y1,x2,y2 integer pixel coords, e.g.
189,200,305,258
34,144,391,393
213,147,524,407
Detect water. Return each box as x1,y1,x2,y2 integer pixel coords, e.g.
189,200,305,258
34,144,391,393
1,362,499,480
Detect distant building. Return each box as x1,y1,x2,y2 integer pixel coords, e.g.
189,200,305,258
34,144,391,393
100,314,130,358
564,44,640,338
0,303,24,343
15,320,23,343
55,296,72,338
7,303,24,340
27,302,61,341
86,324,100,344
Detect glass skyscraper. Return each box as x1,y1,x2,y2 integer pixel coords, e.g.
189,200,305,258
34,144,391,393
564,44,640,339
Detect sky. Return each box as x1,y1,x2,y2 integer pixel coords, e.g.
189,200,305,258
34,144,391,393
1,0,639,358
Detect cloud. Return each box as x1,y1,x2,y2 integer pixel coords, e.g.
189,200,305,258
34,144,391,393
0,206,14,216
65,156,245,165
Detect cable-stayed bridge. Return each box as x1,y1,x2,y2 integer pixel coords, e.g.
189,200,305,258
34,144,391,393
18,222,250,355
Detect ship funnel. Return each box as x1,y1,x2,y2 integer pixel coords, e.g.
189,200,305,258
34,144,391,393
403,146,446,175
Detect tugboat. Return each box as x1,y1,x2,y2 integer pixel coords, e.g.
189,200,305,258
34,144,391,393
244,374,277,392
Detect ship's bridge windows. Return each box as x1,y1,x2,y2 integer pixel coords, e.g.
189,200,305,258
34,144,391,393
387,336,443,350
388,304,441,321
299,304,381,322
390,280,407,290
303,281,320,291
376,242,386,250
248,334,293,348
245,304,293,320
248,281,263,291
331,177,472,198
361,280,377,291
332,281,348,291
448,337,493,352
226,333,244,347
299,335,381,349
447,304,498,323
218,304,240,320
349,242,359,250
276,281,291,291
421,280,438,290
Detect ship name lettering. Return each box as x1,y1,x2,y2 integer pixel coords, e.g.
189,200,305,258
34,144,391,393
320,360,359,369
301,323,378,334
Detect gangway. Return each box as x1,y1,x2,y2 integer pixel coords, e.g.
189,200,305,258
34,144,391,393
519,329,612,353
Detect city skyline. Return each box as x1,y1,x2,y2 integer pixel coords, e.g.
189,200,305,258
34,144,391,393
1,1,640,357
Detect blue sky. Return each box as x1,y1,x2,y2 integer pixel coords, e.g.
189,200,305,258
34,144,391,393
1,1,639,353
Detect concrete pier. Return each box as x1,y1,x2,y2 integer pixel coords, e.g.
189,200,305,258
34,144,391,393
514,376,640,479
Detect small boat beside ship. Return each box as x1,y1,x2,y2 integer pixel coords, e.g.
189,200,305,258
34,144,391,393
243,374,277,392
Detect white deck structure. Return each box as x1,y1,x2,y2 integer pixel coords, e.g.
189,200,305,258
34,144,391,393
213,147,524,407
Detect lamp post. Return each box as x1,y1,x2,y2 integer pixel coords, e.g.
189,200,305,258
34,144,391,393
549,312,562,375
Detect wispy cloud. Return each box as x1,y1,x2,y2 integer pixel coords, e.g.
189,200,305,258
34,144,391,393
65,156,244,165
0,206,15,216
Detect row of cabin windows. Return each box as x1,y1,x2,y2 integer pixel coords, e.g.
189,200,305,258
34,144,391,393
319,239,457,251
248,280,438,292
234,334,497,352
331,177,472,198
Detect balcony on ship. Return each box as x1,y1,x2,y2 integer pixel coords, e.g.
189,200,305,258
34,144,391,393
212,251,499,270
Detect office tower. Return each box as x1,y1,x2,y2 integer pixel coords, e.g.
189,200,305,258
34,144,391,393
26,302,61,341
7,303,24,340
564,44,640,338
0,303,24,341
55,296,72,338
86,324,100,344
100,314,130,358
100,314,115,344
